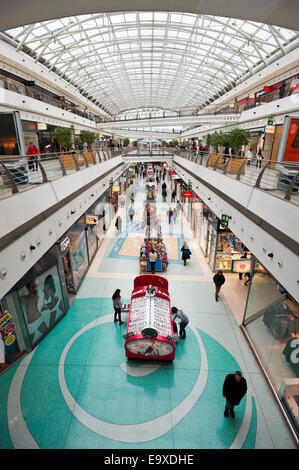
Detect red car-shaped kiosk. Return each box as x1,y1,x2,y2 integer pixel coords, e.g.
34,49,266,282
124,274,176,361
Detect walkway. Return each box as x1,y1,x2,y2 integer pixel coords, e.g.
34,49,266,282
0,169,295,449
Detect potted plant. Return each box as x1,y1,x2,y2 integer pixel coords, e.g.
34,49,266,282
123,138,130,147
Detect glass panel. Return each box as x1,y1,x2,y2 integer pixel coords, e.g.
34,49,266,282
243,273,299,438
18,265,65,346
69,229,89,291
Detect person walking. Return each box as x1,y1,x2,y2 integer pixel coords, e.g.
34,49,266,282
173,207,177,223
162,188,167,203
167,207,173,224
112,289,123,325
181,241,191,266
130,193,135,204
223,371,247,418
256,148,264,168
171,307,189,339
213,270,225,301
128,206,135,223
171,190,176,203
115,215,122,235
238,252,248,280
177,200,181,213
162,181,167,192
27,141,39,171
149,248,157,274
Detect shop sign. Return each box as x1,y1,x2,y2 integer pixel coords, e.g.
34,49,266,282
0,311,12,329
5,335,15,346
221,214,230,228
60,236,71,252
226,233,235,246
231,259,252,273
188,181,192,190
267,117,274,125
184,191,192,198
264,125,275,134
0,311,16,346
37,123,48,130
169,171,176,175
109,178,114,187
86,215,99,225
112,186,119,192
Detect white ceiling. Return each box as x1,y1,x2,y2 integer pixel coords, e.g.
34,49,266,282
4,11,298,116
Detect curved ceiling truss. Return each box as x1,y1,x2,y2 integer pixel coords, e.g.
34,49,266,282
4,11,299,116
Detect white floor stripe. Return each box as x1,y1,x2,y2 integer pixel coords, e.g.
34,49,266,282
7,350,40,449
58,317,209,443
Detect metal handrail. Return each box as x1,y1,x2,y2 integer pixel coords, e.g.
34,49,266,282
174,150,299,205
0,148,122,200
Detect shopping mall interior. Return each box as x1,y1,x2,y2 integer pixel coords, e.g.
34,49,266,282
0,0,298,452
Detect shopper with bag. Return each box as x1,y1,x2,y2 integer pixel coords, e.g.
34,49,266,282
171,307,189,339
213,270,225,301
27,141,39,171
181,241,191,266
112,289,124,325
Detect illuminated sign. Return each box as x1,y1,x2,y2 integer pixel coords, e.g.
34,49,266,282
37,123,48,130
231,259,252,273
60,236,71,251
283,118,299,162
184,191,192,198
86,215,99,225
264,125,275,134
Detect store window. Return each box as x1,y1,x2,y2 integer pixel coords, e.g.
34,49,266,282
68,221,89,292
243,272,299,438
17,265,65,346
7,79,25,95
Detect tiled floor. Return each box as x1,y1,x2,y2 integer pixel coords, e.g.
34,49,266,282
0,172,296,449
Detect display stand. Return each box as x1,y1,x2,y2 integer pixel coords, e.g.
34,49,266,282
140,236,168,272
124,275,176,360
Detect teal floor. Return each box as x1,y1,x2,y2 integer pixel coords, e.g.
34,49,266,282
0,175,295,449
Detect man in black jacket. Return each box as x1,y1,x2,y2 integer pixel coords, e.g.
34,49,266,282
222,371,247,418
213,270,225,301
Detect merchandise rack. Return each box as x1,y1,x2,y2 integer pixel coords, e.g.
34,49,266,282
124,275,176,360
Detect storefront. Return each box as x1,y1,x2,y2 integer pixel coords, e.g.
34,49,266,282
198,207,217,258
57,214,99,296
242,270,299,440
0,246,69,372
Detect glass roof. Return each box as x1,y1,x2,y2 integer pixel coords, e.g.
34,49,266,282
5,11,298,116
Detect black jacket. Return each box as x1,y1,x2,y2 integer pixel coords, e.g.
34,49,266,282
223,374,247,405
213,273,225,287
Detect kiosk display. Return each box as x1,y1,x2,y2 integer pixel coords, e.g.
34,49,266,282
124,275,175,361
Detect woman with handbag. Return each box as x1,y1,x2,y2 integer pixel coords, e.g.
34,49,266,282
181,241,191,266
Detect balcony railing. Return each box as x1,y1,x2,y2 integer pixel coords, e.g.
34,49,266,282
0,147,123,200
174,149,299,206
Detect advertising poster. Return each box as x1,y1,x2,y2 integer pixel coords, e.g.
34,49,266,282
283,118,299,162
18,265,64,345
231,259,252,274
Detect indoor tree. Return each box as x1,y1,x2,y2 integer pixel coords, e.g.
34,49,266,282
79,130,96,149
228,128,251,156
123,138,130,147
53,127,73,151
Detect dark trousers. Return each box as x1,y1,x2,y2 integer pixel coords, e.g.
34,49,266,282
179,321,188,338
129,215,133,222
215,285,221,299
225,400,235,414
150,262,155,273
114,307,122,323
29,156,38,171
